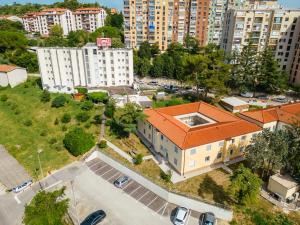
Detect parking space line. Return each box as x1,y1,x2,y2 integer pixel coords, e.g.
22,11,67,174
138,190,149,201
88,160,101,168
14,195,21,204
128,184,141,195
107,172,121,182
147,196,158,206
160,202,168,216
100,168,114,176
122,180,134,190
185,209,191,225
94,164,108,173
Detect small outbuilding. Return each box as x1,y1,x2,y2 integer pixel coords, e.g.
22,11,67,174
220,97,249,113
268,173,300,202
0,65,28,88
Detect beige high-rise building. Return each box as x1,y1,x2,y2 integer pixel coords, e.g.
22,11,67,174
221,1,300,76
289,27,300,84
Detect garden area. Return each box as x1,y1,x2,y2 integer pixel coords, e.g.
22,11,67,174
0,78,103,178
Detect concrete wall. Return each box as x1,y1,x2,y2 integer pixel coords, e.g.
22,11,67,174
87,150,233,221
7,68,27,88
268,178,300,199
0,72,9,87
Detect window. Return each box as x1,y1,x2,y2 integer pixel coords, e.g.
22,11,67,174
217,152,222,159
190,149,196,155
230,149,234,155
219,141,224,147
206,145,211,151
174,158,177,165
160,134,164,140
174,146,178,153
241,135,246,141
205,156,210,162
189,160,195,168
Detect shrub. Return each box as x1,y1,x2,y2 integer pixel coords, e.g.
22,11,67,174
48,137,57,144
54,118,59,125
23,119,33,126
40,130,48,136
61,113,71,123
40,90,51,103
98,140,107,148
84,122,91,128
93,115,102,124
104,100,116,118
81,100,94,111
14,109,21,115
63,127,94,156
76,87,88,94
134,154,143,165
105,119,112,126
75,112,90,122
51,95,67,108
0,94,8,102
160,170,172,182
87,92,108,103
61,125,67,132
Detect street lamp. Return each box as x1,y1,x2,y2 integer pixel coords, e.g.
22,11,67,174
37,149,44,186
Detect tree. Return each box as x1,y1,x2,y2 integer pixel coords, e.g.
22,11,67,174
104,99,116,118
75,112,90,122
162,54,175,78
138,41,152,59
67,30,88,47
229,164,262,205
23,187,69,225
111,38,125,48
185,35,200,54
257,48,287,93
63,127,94,156
230,41,258,93
0,20,24,32
45,25,66,47
135,57,151,77
151,43,160,56
51,95,67,108
105,13,124,29
0,31,27,53
13,51,39,72
246,129,289,178
151,55,164,77
89,26,122,42
81,100,94,111
40,90,51,102
111,103,146,137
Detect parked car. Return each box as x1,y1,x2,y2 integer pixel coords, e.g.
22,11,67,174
257,94,269,100
80,210,106,225
147,81,158,86
240,92,254,98
200,212,216,225
273,95,288,103
12,180,32,193
114,176,130,188
173,207,189,225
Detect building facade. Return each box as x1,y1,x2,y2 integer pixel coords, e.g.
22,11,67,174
0,65,28,88
37,43,134,93
221,1,300,73
138,102,261,175
21,7,106,36
289,26,300,84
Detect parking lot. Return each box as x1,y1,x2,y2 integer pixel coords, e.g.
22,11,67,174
86,158,202,221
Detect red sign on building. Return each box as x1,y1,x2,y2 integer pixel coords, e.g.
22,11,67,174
97,38,112,47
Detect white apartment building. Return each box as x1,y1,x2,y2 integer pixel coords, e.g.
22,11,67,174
37,43,134,94
73,7,107,32
21,7,106,36
221,3,300,72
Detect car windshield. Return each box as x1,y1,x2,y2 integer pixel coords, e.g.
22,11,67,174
205,222,213,225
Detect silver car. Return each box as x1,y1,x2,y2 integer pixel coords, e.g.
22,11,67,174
173,207,189,225
114,176,130,188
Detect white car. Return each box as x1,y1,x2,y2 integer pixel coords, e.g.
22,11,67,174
12,180,32,193
173,207,189,225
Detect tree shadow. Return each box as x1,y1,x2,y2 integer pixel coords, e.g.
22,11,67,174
198,175,231,205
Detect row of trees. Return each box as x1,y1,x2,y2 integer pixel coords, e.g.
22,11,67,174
134,38,288,96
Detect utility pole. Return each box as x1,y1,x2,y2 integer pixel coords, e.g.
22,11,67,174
71,180,80,225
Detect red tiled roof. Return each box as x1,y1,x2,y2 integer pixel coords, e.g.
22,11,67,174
144,102,262,150
0,65,18,72
240,102,300,125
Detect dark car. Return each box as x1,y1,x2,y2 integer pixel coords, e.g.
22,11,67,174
80,210,106,225
200,212,216,225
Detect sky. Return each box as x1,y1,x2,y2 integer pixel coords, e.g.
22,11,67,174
0,0,300,11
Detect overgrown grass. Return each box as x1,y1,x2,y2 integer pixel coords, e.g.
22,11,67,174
152,97,190,108
0,78,102,178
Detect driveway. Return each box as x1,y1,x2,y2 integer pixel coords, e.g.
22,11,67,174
0,145,31,190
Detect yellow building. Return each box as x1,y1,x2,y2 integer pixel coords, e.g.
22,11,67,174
138,102,262,175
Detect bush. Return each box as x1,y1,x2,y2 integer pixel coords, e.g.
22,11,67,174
23,119,33,126
87,92,108,103
40,130,48,136
54,118,59,125
105,119,112,126
75,112,90,122
61,113,71,123
63,127,94,156
81,100,94,111
51,95,67,108
104,100,116,118
98,140,107,148
84,122,91,128
93,115,102,124
134,154,143,165
48,137,57,144
0,94,8,102
40,90,51,103
61,125,67,132
160,170,172,182
76,87,88,94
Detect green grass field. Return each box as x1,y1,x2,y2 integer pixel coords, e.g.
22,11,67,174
0,78,102,178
